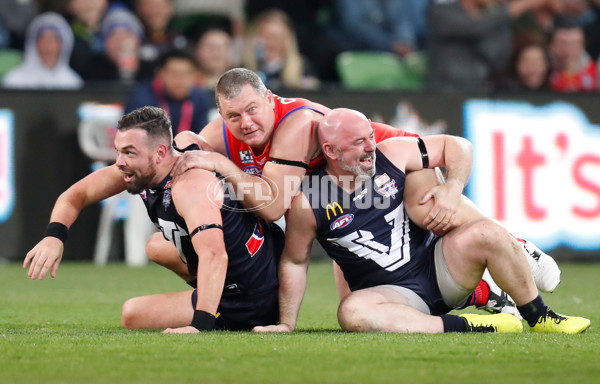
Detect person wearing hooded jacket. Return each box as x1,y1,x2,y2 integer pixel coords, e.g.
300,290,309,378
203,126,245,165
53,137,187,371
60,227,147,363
3,12,83,89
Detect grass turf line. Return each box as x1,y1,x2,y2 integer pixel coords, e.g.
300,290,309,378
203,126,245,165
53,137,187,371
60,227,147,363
0,261,598,384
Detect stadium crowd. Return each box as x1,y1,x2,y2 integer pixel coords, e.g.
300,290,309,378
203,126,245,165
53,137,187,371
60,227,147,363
0,0,599,93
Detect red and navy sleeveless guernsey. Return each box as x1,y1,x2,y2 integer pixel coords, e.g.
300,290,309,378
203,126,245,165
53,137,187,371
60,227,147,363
222,95,326,175
302,149,451,315
140,173,282,298
221,95,420,176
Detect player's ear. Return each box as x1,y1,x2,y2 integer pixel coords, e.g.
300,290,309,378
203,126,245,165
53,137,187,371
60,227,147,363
154,143,169,163
322,143,337,160
265,90,275,107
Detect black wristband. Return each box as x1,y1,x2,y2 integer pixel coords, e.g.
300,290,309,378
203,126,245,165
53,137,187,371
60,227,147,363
45,222,68,243
190,310,216,331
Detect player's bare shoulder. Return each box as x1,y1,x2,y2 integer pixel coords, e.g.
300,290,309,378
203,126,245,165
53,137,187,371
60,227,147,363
377,136,420,171
172,117,225,154
271,108,323,161
198,117,226,154
172,167,224,211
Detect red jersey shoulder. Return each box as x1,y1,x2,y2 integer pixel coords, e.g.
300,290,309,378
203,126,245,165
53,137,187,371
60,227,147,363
371,121,418,143
272,95,327,124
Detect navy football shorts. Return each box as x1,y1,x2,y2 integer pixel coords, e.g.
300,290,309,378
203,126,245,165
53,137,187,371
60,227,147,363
191,288,279,331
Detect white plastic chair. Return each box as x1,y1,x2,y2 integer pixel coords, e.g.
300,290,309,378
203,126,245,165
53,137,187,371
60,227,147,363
77,103,150,267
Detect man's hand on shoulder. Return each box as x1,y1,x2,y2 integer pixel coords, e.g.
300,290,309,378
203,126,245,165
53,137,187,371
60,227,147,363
171,150,223,179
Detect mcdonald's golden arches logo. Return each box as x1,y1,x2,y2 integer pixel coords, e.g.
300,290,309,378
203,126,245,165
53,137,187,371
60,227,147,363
326,202,343,220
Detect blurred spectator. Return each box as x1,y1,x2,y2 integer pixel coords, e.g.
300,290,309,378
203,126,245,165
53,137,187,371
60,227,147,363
135,0,187,69
64,0,109,80
3,12,83,89
549,19,598,92
242,9,320,90
124,49,211,135
171,0,245,62
0,0,38,49
194,26,234,90
427,0,548,92
328,0,427,57
246,0,339,82
87,7,154,83
499,34,550,91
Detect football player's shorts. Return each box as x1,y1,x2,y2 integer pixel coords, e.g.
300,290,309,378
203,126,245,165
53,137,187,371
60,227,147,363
192,287,279,331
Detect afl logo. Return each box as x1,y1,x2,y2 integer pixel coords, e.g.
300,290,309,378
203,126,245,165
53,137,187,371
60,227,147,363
242,165,262,176
330,214,354,231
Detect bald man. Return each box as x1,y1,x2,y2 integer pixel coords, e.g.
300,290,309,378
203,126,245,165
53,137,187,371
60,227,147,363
253,108,590,334
166,68,560,299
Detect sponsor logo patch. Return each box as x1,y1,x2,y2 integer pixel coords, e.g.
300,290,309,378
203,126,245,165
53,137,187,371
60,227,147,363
326,202,343,220
242,164,262,176
245,222,265,256
375,173,390,187
376,179,398,199
162,189,171,210
353,188,368,201
239,150,254,164
330,214,354,231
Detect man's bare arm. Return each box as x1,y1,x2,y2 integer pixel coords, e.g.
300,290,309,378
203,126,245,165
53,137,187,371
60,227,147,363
253,193,316,332
379,135,472,232
164,169,227,334
174,117,225,154
24,166,126,279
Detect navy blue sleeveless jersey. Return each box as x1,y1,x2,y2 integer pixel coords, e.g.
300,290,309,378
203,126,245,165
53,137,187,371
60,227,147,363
140,171,283,329
302,148,451,315
141,173,281,296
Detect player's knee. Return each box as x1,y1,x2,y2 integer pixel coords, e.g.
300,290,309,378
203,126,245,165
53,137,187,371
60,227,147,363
337,294,372,332
145,233,163,263
121,298,142,329
462,219,508,253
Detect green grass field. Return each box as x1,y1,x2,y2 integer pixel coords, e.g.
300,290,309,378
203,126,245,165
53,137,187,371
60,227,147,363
1,261,598,384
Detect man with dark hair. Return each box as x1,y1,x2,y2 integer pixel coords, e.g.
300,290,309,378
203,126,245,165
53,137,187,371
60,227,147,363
24,106,282,333
124,48,212,135
549,17,598,92
193,26,235,89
